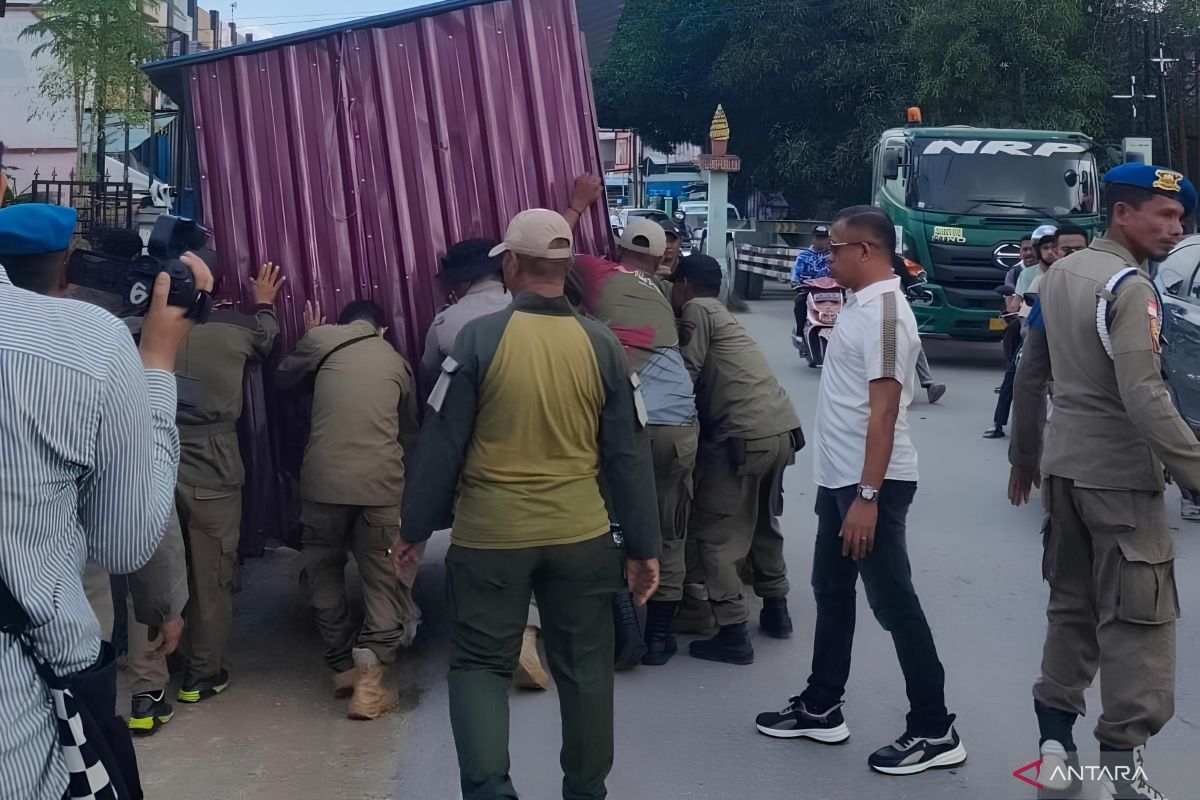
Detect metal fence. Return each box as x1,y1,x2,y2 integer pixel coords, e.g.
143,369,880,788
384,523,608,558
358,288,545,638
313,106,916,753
28,170,134,237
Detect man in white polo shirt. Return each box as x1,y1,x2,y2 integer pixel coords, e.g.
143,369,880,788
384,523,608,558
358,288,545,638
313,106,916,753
754,206,966,777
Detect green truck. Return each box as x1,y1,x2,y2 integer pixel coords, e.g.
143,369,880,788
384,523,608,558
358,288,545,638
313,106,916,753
872,124,1103,339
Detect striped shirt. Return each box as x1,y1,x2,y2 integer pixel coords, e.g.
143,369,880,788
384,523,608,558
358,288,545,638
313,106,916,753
0,265,180,800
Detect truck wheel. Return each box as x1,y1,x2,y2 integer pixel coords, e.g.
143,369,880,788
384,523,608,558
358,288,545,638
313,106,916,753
734,265,751,296
746,272,764,300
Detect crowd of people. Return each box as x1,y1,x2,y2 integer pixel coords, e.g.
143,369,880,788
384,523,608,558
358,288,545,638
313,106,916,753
0,150,1196,800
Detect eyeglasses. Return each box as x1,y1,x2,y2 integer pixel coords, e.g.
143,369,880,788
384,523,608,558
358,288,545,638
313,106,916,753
828,240,878,252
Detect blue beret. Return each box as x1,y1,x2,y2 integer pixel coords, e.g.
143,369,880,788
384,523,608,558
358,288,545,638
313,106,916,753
1103,163,1197,215
0,204,78,256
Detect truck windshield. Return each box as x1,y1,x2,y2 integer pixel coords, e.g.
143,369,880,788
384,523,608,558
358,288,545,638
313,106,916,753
913,138,1097,218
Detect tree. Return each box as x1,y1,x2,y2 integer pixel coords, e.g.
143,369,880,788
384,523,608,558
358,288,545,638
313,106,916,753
21,0,162,176
593,0,1200,214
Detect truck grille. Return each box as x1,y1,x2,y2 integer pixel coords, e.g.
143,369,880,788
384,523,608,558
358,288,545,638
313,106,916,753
927,243,1008,310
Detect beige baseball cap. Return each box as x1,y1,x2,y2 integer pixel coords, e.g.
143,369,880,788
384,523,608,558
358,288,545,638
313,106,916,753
488,209,574,259
618,217,667,257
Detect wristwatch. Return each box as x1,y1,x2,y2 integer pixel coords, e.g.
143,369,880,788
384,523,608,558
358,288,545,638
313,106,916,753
856,484,879,502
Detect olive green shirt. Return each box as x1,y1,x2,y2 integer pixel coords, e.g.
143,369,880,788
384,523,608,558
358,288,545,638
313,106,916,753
399,293,661,560
679,296,801,442
175,307,278,489
276,320,417,507
1010,238,1200,491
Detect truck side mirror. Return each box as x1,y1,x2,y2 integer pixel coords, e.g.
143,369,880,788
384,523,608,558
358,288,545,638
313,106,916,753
882,150,901,180
1064,169,1078,188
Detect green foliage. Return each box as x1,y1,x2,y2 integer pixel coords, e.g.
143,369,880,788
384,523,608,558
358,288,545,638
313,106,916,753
21,0,162,156
594,0,1200,214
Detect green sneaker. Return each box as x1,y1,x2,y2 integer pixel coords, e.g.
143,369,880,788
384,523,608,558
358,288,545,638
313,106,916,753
177,670,230,704
128,691,174,736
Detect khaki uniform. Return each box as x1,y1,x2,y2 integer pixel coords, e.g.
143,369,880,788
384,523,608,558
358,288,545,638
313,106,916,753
82,509,189,695
276,320,420,671
1011,238,1198,749
680,297,801,626
573,256,699,602
175,307,278,682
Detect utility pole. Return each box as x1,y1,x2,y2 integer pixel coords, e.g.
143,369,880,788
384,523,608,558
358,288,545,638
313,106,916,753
1151,43,1178,165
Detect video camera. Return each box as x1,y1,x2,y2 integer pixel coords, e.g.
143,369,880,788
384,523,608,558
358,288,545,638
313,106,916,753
68,215,217,323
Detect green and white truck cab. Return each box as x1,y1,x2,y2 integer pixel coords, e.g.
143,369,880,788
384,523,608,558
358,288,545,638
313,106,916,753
873,125,1103,339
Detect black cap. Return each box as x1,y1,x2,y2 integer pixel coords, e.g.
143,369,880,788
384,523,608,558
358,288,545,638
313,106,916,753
673,253,723,287
813,225,830,239
439,238,503,284
657,219,681,239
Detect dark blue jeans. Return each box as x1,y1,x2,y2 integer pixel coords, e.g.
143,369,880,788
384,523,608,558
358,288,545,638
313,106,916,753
800,482,952,736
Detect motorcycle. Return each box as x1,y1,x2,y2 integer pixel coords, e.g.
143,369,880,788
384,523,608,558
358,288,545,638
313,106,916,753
792,276,847,368
672,209,694,255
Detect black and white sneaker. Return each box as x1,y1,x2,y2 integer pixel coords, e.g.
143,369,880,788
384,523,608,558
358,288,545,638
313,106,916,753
754,697,850,744
868,721,967,775
1098,749,1170,800
1035,739,1082,799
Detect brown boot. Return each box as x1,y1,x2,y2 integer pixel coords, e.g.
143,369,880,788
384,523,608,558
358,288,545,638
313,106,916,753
512,626,550,691
347,648,398,720
332,667,358,699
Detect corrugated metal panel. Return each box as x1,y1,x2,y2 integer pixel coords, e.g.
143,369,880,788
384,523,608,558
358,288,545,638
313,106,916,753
575,0,625,67
184,0,610,361
161,0,610,550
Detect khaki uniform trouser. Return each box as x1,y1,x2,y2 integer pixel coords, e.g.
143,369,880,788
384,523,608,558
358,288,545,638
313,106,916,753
127,592,169,696
300,501,423,672
177,481,242,683
1037,477,1180,749
81,568,169,697
648,423,698,602
689,432,792,627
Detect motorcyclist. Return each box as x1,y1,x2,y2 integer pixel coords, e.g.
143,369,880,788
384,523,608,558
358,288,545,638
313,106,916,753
792,226,832,345
892,253,947,404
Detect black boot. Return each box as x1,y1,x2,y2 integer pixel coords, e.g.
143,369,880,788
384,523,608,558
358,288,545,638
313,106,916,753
641,601,678,666
759,597,793,639
689,622,754,665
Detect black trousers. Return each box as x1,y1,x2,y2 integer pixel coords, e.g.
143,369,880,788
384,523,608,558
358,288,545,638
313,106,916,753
793,293,806,336
800,482,951,736
993,324,1023,427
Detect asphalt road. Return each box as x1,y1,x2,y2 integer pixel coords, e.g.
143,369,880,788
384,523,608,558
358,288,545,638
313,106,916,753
135,291,1200,800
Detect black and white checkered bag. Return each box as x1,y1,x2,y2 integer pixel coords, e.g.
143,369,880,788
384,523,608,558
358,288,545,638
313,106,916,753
1,577,123,799
45,668,120,800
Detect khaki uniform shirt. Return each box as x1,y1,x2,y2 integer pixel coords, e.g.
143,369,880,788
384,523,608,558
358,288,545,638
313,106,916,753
679,296,800,442
175,307,278,489
1010,238,1200,491
276,320,417,507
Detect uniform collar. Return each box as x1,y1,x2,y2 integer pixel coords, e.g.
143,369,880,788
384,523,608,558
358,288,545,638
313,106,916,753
512,291,575,316
848,276,900,306
1090,237,1146,271
0,263,10,286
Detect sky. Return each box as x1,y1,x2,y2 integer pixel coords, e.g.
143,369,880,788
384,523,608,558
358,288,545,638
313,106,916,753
227,0,432,41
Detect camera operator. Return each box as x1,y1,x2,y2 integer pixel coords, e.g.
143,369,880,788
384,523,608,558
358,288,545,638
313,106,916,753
0,213,196,737
0,201,210,799
173,259,283,705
